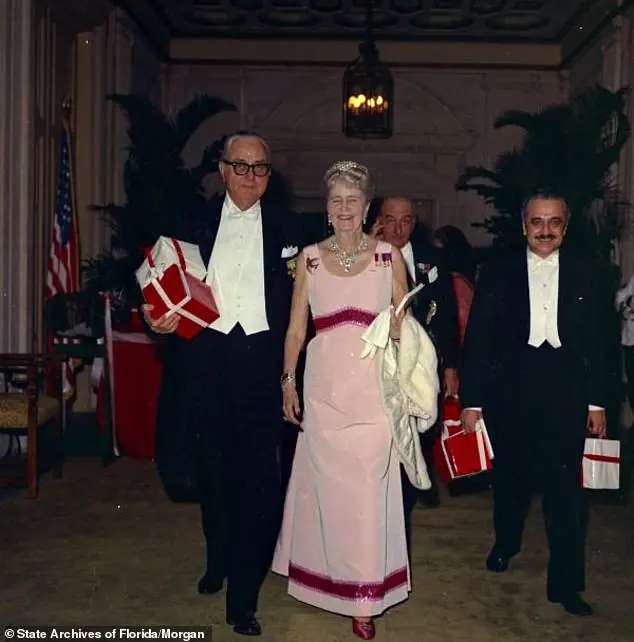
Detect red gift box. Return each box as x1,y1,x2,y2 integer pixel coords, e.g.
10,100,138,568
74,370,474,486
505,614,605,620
433,396,463,482
434,397,494,480
136,237,219,340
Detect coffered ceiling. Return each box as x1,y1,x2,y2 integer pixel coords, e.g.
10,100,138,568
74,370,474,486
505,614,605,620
148,0,598,41
115,0,628,67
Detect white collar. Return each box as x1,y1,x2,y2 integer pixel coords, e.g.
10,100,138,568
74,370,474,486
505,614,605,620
400,242,415,281
401,241,413,257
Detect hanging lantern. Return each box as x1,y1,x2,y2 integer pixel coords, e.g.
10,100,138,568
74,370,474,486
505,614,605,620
343,43,394,139
342,2,394,140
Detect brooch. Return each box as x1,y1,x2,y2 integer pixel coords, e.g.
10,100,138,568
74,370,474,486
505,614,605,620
286,257,297,279
306,256,320,273
426,300,438,325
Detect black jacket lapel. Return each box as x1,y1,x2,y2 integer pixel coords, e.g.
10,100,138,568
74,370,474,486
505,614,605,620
513,250,531,344
197,196,224,267
557,248,573,342
261,202,281,295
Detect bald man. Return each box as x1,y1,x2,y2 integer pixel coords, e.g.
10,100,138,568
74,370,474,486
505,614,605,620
373,197,459,546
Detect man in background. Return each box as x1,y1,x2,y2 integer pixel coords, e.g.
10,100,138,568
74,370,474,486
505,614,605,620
616,275,634,418
372,196,459,548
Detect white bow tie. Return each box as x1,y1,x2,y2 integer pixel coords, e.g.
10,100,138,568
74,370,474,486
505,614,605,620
229,207,258,220
529,253,558,271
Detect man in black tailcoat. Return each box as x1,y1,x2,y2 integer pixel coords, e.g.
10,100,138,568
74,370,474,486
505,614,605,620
143,132,302,636
373,196,460,551
461,190,609,616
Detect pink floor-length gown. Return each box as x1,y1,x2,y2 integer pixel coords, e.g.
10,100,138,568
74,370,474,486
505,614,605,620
272,241,410,617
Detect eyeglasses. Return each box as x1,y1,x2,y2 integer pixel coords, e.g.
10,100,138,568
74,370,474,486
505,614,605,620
221,160,271,177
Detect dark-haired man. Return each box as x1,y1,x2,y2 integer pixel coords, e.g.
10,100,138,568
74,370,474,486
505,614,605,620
461,190,609,616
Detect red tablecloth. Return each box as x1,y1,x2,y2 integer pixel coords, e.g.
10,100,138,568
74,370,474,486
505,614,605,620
97,332,163,460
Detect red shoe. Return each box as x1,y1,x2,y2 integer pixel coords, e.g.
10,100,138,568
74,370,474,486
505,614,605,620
352,618,375,640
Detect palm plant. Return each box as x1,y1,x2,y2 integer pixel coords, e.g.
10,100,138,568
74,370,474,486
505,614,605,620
83,93,236,307
456,84,631,261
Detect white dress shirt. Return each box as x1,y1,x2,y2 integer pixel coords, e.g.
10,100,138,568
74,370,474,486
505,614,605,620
205,195,269,335
615,275,634,346
401,241,416,282
468,248,601,411
527,249,561,348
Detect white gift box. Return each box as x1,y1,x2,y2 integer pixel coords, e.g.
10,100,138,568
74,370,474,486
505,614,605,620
582,438,620,490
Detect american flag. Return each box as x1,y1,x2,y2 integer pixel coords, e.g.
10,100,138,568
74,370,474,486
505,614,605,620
46,122,80,392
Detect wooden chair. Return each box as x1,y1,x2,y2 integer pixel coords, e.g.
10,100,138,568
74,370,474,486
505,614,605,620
0,354,64,498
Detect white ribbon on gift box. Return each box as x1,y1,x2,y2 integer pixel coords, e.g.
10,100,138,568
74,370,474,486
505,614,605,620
440,420,494,479
140,238,212,329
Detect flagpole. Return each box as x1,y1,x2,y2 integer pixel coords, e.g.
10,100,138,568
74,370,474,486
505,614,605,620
45,96,80,400
62,96,71,119
38,97,73,354
58,97,74,424
62,96,80,290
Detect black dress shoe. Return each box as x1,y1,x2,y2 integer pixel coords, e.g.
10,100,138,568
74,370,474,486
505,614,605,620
226,613,262,636
485,549,514,573
419,488,441,508
197,574,223,595
549,594,593,616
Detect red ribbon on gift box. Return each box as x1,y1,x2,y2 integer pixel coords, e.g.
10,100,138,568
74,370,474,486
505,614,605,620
584,454,620,464
147,239,187,272
580,452,621,488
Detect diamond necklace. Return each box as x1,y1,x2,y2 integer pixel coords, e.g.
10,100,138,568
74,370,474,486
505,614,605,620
329,233,369,272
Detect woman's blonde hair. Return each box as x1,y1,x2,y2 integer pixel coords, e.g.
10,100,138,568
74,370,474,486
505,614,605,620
323,161,374,201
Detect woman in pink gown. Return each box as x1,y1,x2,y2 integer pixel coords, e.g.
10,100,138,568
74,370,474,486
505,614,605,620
273,161,410,640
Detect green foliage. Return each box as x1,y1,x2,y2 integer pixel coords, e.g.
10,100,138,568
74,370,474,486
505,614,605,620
83,93,236,304
456,84,631,260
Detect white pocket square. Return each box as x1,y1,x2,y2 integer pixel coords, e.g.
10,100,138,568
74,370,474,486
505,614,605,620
281,245,298,259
